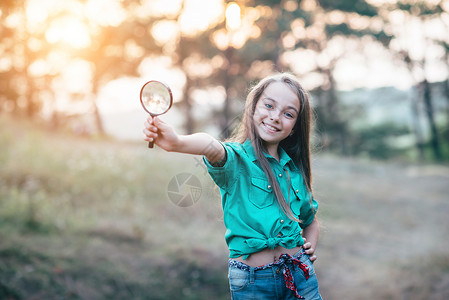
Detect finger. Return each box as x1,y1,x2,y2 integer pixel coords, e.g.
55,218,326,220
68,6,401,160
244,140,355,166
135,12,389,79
303,242,312,249
144,119,158,131
154,117,169,134
154,116,166,127
144,133,158,141
147,117,155,129
309,255,317,262
153,116,161,127
143,128,158,139
305,247,314,255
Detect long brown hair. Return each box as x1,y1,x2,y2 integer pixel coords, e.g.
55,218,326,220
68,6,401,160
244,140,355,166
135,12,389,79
230,73,314,222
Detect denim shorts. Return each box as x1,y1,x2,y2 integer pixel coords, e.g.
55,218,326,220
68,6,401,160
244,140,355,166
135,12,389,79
228,249,322,300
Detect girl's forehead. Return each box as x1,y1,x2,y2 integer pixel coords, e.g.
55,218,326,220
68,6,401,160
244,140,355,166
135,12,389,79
262,82,300,108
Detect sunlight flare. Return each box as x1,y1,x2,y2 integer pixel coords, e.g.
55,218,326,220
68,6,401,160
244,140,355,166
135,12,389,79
45,17,91,49
226,3,241,31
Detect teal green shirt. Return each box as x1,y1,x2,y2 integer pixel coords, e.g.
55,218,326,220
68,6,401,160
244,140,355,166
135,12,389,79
203,139,318,259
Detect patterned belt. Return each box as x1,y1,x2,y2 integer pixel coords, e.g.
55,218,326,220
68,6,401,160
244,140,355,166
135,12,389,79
229,252,310,299
278,253,310,299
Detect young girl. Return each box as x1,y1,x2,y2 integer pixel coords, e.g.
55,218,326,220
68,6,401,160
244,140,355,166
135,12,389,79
143,73,322,299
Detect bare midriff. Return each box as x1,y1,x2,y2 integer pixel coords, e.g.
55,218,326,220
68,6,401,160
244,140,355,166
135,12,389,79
233,245,302,267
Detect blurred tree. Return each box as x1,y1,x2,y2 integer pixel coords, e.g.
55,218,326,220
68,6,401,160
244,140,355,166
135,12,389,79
421,79,442,159
4,0,446,163
292,0,389,155
237,0,312,70
351,122,411,159
0,0,162,134
148,0,310,136
436,15,449,142
0,1,20,113
148,1,224,134
64,0,169,134
213,0,315,137
78,17,160,134
445,46,449,140
158,0,322,137
177,32,222,134
0,1,49,117
377,0,447,160
189,0,393,151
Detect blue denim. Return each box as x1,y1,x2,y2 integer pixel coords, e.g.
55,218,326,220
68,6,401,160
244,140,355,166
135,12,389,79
228,249,322,300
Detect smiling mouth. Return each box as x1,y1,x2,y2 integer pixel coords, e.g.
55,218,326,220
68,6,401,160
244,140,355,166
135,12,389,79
262,122,280,132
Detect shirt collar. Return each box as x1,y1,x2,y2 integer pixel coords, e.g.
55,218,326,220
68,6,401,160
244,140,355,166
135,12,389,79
242,139,294,168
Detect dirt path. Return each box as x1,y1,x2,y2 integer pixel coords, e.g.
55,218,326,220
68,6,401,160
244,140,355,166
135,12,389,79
313,155,449,299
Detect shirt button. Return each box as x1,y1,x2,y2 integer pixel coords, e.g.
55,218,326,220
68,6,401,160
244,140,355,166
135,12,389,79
268,185,272,189
296,189,299,193
280,219,284,224
278,174,282,177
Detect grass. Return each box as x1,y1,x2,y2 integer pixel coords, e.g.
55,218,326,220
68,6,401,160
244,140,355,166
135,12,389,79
0,116,228,299
314,155,449,299
1,115,449,299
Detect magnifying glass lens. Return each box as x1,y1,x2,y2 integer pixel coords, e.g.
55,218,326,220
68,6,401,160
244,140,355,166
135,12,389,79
141,82,171,115
140,80,173,148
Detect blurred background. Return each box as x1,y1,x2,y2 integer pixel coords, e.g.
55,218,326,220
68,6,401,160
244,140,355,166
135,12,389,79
1,0,449,299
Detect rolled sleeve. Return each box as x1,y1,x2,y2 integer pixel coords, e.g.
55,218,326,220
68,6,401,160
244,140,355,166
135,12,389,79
202,142,238,189
299,197,318,229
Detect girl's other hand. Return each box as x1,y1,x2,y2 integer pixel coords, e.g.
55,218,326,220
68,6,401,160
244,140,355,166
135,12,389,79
302,237,317,262
143,116,179,151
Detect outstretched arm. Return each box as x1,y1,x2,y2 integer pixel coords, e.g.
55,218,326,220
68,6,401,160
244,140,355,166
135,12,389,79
143,116,225,164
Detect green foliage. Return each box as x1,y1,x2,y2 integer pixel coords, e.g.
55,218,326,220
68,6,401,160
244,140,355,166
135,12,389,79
324,23,393,45
397,2,445,15
317,0,378,16
350,122,411,159
1,118,449,299
0,117,229,299
0,244,228,300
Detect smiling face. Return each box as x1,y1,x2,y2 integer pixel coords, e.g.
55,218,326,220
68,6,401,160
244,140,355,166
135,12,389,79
253,81,300,156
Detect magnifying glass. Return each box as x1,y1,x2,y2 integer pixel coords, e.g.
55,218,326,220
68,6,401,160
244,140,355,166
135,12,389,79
140,80,173,148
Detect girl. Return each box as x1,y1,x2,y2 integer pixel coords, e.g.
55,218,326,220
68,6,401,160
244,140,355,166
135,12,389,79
143,73,322,299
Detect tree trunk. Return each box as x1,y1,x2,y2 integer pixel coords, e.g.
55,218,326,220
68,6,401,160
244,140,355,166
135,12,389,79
326,69,348,156
92,101,104,135
445,78,449,141
183,77,194,134
221,46,234,139
410,86,425,161
422,80,441,160
91,82,104,135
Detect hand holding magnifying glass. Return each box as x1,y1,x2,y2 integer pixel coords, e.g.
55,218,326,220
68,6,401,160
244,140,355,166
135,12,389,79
140,80,173,148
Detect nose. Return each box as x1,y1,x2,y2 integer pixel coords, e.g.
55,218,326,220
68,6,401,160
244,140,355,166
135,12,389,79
269,109,280,122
